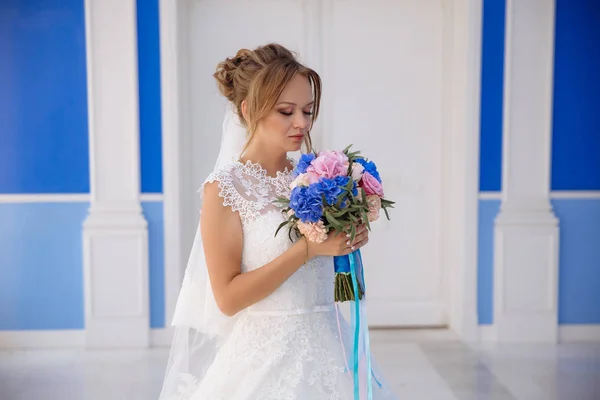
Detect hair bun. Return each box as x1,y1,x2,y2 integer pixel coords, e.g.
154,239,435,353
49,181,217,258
214,49,253,102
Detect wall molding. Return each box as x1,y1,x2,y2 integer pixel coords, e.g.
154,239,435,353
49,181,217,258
550,191,600,199
0,194,90,203
479,191,600,201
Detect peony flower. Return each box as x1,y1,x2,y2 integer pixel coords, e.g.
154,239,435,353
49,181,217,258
366,195,381,222
350,162,364,181
305,150,349,183
361,172,384,197
290,173,310,189
298,220,328,243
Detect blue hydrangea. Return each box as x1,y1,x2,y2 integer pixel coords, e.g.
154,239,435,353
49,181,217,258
307,178,343,206
355,158,381,183
294,153,316,176
290,186,323,223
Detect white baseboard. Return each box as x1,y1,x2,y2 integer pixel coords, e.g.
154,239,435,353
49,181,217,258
558,325,600,343
479,325,496,342
2,325,598,349
150,327,174,347
479,324,600,343
0,330,86,348
0,328,174,349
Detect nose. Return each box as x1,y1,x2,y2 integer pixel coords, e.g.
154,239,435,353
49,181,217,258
292,111,309,131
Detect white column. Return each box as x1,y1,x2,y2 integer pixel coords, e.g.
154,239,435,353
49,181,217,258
494,0,559,342
83,0,149,347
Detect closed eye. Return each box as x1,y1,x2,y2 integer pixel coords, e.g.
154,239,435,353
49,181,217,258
279,110,313,117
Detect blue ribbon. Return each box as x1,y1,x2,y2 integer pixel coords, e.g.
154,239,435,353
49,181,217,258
349,252,362,399
337,250,383,399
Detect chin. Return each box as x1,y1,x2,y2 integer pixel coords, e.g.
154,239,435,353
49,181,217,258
285,141,303,153
290,143,303,152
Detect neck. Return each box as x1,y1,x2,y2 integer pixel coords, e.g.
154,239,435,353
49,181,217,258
241,144,289,177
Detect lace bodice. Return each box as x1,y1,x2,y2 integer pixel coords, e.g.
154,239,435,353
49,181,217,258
206,160,335,314
162,160,397,400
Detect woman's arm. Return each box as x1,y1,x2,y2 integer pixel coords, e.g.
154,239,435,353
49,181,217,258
201,181,308,316
202,180,371,317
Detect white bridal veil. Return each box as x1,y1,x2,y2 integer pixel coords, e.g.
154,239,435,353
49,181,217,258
157,103,248,399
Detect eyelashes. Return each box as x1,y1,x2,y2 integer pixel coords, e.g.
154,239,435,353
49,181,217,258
279,111,313,117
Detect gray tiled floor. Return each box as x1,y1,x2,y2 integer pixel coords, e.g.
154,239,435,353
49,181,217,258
1,331,599,399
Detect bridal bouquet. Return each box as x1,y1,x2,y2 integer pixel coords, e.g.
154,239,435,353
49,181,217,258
275,145,394,302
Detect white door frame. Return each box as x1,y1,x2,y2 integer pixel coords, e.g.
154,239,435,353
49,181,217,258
158,0,482,341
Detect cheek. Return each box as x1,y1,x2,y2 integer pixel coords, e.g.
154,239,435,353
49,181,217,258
263,114,291,137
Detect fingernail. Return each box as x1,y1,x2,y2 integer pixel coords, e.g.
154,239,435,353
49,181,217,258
346,240,351,245
351,246,355,251
346,234,350,238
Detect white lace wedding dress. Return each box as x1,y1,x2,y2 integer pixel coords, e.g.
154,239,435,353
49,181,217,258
162,160,397,400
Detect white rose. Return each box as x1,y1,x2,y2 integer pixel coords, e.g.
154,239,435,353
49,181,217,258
290,173,310,189
351,163,365,181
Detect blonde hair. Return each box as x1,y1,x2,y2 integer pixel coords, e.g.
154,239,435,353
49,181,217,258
213,43,322,153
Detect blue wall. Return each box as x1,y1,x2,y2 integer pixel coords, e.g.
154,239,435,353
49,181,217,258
1,0,597,332
479,0,505,193
554,199,600,324
552,0,600,191
0,0,165,331
0,0,89,194
0,202,88,330
477,0,600,325
137,0,163,194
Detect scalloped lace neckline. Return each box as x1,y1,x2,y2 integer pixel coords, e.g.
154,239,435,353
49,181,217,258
236,159,294,180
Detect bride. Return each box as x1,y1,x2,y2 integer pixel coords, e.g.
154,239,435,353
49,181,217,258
158,43,397,400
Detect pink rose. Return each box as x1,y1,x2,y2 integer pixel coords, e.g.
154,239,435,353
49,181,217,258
360,172,384,197
366,195,381,222
305,151,349,183
297,220,328,243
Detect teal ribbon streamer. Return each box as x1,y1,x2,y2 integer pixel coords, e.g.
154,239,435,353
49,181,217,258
349,251,361,399
349,250,384,399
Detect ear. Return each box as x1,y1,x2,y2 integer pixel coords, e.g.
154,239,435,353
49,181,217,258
241,100,248,122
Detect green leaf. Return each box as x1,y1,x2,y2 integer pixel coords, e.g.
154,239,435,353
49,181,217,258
349,224,357,242
343,144,354,154
275,220,291,238
331,209,349,218
325,212,344,230
383,207,391,220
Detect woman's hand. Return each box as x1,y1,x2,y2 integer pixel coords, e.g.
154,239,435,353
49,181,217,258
307,224,369,258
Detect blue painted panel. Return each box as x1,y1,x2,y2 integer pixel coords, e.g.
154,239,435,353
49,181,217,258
553,199,600,324
551,0,600,190
137,0,163,193
477,199,500,324
0,0,89,194
143,201,165,328
479,0,506,192
0,202,87,330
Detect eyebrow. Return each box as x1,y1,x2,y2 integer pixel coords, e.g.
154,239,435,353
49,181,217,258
277,101,315,107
